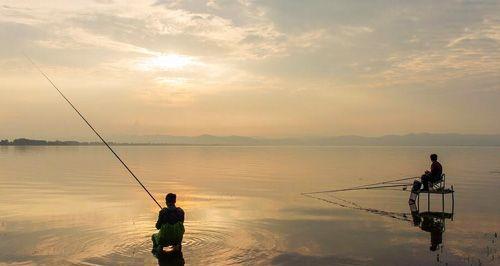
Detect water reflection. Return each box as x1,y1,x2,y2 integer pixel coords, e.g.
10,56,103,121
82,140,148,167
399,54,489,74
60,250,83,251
409,203,453,252
157,251,185,266
307,193,457,258
304,193,413,222
1,146,499,265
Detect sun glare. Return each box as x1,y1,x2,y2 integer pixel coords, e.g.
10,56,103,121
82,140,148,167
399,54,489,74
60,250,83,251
137,54,195,71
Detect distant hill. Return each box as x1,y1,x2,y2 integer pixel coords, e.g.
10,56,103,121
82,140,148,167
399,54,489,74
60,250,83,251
111,133,500,146
112,134,263,145
2,134,500,146
306,133,500,146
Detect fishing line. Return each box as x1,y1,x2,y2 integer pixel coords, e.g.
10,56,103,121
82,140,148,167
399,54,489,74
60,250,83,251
303,194,411,222
24,54,162,209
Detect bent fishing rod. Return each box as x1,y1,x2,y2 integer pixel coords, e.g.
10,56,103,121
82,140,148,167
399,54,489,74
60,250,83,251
302,183,410,195
302,176,417,195
24,54,162,210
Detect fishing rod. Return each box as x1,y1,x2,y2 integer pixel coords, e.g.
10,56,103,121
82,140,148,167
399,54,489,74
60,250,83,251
347,176,417,189
302,183,411,195
302,176,416,195
24,54,163,210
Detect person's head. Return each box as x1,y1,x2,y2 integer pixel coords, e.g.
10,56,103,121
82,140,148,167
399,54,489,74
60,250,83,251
430,154,438,162
166,193,176,206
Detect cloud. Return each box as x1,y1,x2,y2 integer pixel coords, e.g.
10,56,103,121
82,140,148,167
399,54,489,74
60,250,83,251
1,0,499,137
376,16,500,89
447,17,500,51
338,25,374,36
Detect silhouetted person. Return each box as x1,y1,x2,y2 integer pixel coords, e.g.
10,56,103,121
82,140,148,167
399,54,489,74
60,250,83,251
420,154,443,191
152,193,185,259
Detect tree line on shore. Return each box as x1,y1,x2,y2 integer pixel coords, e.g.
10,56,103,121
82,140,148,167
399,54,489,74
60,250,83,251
0,138,190,146
0,138,102,146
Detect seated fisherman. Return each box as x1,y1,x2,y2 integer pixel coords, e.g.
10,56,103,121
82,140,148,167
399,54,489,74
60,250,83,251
409,154,443,203
420,154,443,191
152,193,185,256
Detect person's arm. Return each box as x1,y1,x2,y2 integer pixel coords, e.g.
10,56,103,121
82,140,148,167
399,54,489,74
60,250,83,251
425,163,432,174
155,209,163,229
178,208,185,223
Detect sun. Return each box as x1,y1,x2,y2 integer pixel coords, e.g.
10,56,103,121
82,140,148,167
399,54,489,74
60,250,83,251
137,54,195,71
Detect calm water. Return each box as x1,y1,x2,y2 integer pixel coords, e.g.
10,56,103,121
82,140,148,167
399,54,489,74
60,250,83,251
0,146,498,265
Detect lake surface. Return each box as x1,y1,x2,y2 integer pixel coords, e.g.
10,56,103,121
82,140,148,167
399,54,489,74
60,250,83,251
0,146,498,265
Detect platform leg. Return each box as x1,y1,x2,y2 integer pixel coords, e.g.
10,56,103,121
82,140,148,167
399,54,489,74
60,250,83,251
451,186,455,220
427,192,430,211
442,192,445,213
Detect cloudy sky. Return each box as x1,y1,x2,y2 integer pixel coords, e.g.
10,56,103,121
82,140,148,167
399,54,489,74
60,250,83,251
1,0,499,139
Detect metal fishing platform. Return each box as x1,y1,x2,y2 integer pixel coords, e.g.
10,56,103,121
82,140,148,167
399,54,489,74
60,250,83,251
417,174,455,214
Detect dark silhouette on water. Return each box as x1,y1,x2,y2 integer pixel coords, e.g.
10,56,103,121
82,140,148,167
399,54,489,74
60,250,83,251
409,202,453,252
407,154,454,214
420,153,443,191
409,154,443,204
152,193,185,263
408,154,453,206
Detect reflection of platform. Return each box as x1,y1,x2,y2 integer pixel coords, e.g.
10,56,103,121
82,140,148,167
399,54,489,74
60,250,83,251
409,202,454,252
420,211,454,220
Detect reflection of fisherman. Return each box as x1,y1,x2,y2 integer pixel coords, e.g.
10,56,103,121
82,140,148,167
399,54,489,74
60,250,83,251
409,203,444,252
421,214,443,251
409,154,443,203
152,193,185,258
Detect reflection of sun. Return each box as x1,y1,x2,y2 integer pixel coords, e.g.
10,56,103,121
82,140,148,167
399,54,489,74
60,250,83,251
137,54,194,70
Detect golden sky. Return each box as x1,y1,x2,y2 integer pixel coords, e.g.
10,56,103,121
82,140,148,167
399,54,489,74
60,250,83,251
1,0,499,139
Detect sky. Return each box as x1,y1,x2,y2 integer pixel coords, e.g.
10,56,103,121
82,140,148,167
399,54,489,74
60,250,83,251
1,0,499,140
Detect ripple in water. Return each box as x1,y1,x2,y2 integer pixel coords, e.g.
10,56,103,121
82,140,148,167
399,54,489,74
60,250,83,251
75,218,280,265
184,220,280,265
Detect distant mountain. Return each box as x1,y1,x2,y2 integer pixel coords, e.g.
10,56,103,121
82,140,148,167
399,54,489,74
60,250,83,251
2,134,500,146
306,133,500,146
111,133,500,146
111,134,264,145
